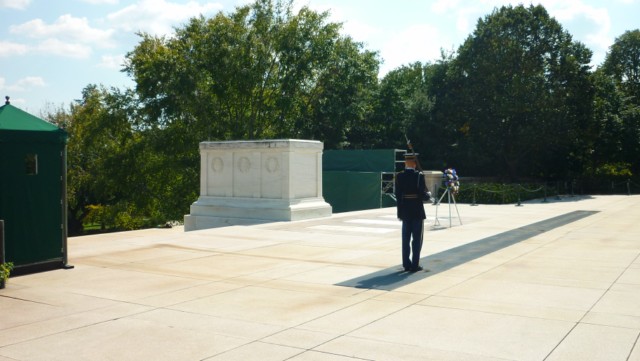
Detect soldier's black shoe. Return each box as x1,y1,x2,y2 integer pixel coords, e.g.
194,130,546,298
410,266,423,272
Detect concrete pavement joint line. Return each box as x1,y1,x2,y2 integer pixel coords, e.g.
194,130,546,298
0,294,56,306
1,306,158,349
290,297,430,360
542,322,580,360
336,210,599,291
541,251,640,360
629,333,640,361
248,283,431,359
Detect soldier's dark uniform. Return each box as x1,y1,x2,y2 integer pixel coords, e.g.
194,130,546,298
395,154,426,272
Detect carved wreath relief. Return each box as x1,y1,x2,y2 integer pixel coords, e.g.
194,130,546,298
237,156,251,173
211,157,224,173
266,156,279,173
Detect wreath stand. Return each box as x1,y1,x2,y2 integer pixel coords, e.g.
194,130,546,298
434,186,462,228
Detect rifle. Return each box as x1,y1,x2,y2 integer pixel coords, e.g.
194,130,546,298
404,134,434,202
404,134,423,171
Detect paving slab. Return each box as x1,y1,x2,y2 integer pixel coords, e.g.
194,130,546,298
2,195,640,360
545,323,639,361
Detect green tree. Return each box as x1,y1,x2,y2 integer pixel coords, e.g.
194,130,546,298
602,29,640,175
603,30,640,98
416,57,461,169
368,62,440,158
43,85,154,234
300,37,379,149
124,0,378,145
447,5,594,179
589,69,626,172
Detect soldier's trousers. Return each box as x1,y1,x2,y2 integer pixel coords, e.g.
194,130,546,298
401,218,423,269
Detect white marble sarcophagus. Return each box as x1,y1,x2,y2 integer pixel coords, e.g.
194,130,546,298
184,139,332,231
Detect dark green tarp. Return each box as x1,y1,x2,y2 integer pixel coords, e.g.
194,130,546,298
324,171,389,213
322,149,402,213
0,103,68,271
323,149,403,172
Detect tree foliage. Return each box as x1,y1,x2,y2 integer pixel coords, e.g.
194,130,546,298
601,29,640,175
603,30,640,98
442,5,594,179
44,85,144,233
123,0,378,147
367,62,441,164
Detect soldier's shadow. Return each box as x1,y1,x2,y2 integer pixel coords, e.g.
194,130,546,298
343,268,425,290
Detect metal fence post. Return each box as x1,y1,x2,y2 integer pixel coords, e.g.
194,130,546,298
471,184,478,206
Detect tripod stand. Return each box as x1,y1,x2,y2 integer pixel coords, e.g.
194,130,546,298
434,186,462,228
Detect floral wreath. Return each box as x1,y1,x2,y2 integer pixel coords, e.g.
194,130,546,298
444,168,460,194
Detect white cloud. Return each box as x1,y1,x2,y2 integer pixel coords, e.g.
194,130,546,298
10,14,115,47
36,39,92,58
7,14,115,59
380,24,442,75
80,0,119,4
107,0,223,36
13,76,46,91
340,18,380,45
534,0,612,64
454,7,482,35
98,54,126,69
0,0,30,10
232,0,252,7
0,76,46,92
0,41,29,57
431,0,463,14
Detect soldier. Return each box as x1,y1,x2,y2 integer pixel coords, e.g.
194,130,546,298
395,152,426,272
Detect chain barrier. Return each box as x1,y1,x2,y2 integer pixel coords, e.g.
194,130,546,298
515,184,544,206
607,179,640,196
461,178,638,206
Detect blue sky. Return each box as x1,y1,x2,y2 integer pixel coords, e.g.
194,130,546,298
1,0,638,115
